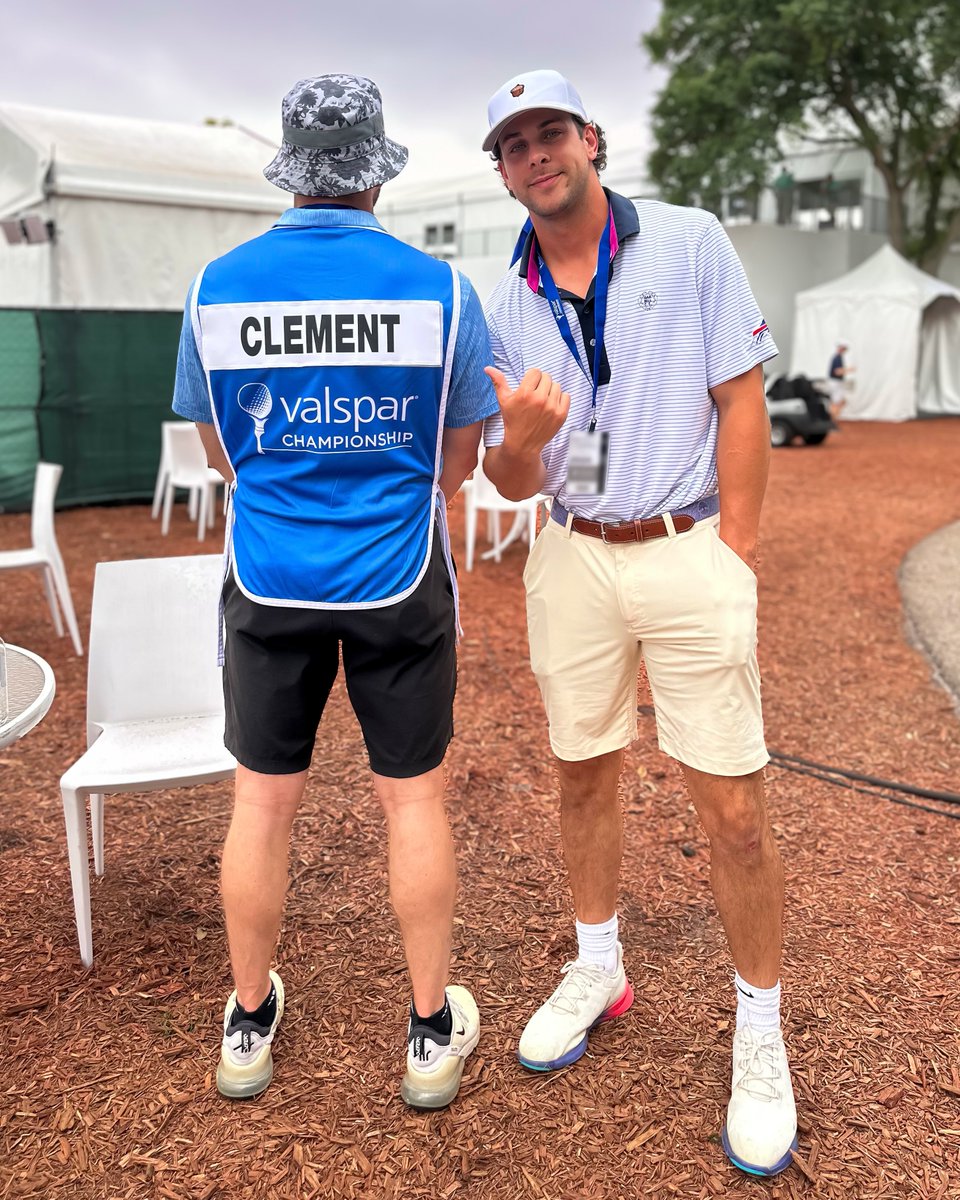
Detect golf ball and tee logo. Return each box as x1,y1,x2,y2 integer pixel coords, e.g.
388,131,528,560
234,382,423,455
237,383,273,454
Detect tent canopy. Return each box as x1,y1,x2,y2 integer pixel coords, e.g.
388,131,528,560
790,244,960,419
0,102,282,215
0,104,285,309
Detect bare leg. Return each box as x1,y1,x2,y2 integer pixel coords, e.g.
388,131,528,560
555,749,624,924
373,764,456,1017
221,765,307,1010
682,766,783,987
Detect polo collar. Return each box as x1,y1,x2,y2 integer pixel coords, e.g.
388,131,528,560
274,206,386,230
514,189,640,290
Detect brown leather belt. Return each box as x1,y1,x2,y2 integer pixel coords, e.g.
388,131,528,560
567,513,696,544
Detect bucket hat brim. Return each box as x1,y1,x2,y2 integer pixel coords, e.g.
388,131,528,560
263,133,408,197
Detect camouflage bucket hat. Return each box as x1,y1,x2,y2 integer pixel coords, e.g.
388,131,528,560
264,74,408,197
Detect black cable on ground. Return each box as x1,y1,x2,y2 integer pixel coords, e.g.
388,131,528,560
636,706,960,820
765,756,960,823
767,750,960,806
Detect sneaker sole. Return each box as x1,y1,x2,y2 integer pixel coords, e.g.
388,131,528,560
217,972,285,1100
400,1026,481,1110
517,979,634,1072
216,1057,275,1100
721,1127,798,1177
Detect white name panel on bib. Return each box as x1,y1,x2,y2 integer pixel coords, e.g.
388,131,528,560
565,430,610,496
200,300,443,370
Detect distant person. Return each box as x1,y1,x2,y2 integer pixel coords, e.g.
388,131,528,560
821,174,840,228
172,73,497,1109
773,165,795,225
827,340,854,420
478,68,797,1177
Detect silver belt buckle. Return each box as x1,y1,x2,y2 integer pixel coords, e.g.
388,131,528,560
601,519,640,544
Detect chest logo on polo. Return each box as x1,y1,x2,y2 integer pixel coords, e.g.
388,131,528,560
638,290,658,311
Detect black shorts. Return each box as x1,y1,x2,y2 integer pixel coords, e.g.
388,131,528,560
222,540,456,778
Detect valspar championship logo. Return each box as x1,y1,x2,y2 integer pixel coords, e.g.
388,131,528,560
201,298,445,457
235,382,419,454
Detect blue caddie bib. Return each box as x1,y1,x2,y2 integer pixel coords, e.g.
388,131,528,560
192,221,460,608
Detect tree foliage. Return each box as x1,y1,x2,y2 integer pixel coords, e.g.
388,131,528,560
644,0,960,271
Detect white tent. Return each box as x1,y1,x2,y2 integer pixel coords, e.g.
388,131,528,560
790,243,960,420
0,103,284,310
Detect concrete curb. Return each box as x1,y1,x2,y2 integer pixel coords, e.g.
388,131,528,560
899,519,960,713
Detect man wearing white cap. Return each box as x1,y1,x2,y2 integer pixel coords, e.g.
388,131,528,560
172,73,496,1109
479,69,798,1176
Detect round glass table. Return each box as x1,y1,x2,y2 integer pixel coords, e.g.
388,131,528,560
0,644,56,749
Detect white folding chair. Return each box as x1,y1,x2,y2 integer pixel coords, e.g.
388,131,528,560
59,554,236,967
158,423,224,541
151,421,177,519
0,462,83,655
463,450,548,570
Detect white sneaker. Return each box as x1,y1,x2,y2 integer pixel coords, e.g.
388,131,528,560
722,1025,798,1176
400,985,480,1109
517,944,634,1071
216,970,285,1099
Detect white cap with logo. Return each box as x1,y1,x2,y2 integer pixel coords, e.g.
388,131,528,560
483,69,588,153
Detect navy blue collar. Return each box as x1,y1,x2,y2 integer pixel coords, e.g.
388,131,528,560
514,189,640,282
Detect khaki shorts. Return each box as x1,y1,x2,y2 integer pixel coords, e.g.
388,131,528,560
523,513,768,775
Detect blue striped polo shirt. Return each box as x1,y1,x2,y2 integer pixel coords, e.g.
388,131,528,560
483,191,778,522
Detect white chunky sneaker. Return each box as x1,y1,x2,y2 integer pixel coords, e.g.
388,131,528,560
722,1024,798,1176
400,985,480,1109
517,943,634,1071
216,970,285,1099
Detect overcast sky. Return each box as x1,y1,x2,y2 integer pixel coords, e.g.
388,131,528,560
9,1,666,190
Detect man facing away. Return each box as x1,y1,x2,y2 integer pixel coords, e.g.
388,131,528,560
172,74,498,1109
478,69,798,1176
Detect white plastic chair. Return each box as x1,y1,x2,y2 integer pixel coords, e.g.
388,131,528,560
0,462,83,655
463,450,548,570
59,554,236,967
151,421,177,519
158,423,224,541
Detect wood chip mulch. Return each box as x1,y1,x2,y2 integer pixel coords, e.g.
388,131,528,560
1,419,959,1200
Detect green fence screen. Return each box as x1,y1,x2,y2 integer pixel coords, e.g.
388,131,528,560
0,308,184,512
0,310,43,510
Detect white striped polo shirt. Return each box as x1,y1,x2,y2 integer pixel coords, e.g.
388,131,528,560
483,193,778,522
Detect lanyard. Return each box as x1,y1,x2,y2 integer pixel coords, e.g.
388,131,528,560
535,208,613,433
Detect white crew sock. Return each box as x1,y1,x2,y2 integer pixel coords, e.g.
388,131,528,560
734,971,781,1032
575,913,619,973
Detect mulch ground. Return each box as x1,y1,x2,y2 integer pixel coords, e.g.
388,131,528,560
2,420,959,1200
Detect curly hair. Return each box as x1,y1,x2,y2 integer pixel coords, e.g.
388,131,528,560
489,115,607,175
573,117,607,174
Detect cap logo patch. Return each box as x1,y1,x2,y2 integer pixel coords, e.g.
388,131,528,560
510,84,525,97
